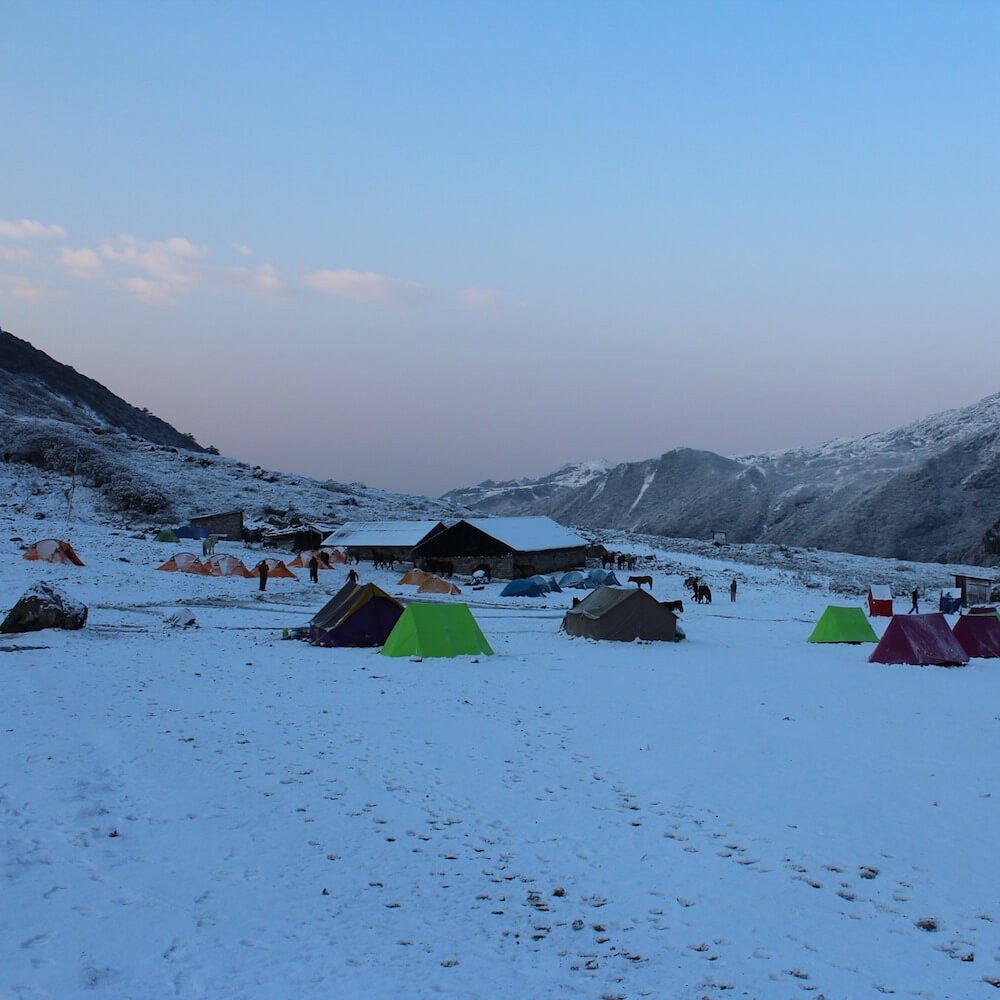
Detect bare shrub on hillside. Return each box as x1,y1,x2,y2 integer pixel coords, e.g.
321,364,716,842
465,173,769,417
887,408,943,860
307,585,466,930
1,418,172,518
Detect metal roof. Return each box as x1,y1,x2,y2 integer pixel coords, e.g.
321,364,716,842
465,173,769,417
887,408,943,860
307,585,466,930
322,520,444,547
462,516,588,552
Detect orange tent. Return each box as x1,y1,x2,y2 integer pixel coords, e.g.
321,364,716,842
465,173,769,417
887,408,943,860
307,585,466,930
398,568,432,587
247,558,297,579
202,553,250,577
23,538,84,566
417,575,462,595
288,549,343,569
156,552,207,574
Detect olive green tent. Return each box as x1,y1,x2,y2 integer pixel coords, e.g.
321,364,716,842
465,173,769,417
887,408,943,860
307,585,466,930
155,529,180,543
562,586,682,642
808,605,878,644
380,603,493,658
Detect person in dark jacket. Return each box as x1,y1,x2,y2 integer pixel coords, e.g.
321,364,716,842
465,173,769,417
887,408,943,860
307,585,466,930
908,587,919,613
308,555,319,584
257,560,269,592
347,566,359,585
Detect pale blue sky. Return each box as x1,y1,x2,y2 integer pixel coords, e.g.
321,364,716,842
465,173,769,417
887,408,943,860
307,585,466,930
2,2,998,495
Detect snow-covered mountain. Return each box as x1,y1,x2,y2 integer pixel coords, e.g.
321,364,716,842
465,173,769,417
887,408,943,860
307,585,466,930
0,326,465,532
0,326,207,452
443,459,615,510
443,395,1000,567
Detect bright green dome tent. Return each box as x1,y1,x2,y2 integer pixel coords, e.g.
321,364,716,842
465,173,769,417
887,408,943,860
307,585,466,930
808,606,878,644
380,603,494,658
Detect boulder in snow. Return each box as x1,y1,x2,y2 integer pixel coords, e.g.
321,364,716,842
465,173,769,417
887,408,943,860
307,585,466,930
1,581,88,634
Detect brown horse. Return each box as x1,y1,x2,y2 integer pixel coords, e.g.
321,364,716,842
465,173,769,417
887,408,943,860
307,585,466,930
695,584,712,604
661,599,684,613
628,574,653,590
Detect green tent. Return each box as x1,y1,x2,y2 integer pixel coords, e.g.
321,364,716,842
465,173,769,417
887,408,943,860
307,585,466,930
155,528,180,543
808,605,878,644
380,603,494,658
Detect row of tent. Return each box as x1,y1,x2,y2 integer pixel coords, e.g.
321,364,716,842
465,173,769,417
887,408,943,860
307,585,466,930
156,553,297,578
307,583,685,651
500,569,623,597
309,582,493,657
809,605,1000,664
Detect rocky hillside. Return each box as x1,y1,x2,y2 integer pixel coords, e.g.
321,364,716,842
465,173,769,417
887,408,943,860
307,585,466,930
0,326,206,451
444,395,1000,567
0,325,465,530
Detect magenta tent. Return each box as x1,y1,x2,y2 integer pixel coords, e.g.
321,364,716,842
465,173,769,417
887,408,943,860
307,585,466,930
869,613,968,667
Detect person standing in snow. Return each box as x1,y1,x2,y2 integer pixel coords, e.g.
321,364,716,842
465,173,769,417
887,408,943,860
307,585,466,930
908,587,919,613
257,560,269,592
730,579,737,602
347,566,359,585
308,554,319,584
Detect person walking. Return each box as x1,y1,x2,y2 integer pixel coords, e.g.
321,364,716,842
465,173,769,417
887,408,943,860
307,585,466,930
729,578,737,603
257,560,269,592
908,587,919,613
308,554,319,584
347,566,359,585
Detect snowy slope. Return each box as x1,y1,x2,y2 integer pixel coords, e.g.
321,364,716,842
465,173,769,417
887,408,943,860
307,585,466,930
1,459,998,999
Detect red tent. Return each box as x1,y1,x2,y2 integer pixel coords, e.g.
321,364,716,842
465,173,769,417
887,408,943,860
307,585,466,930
869,613,969,666
952,613,1000,659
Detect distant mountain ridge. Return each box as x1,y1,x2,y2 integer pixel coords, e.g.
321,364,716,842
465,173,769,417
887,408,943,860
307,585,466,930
443,396,1000,567
0,326,206,452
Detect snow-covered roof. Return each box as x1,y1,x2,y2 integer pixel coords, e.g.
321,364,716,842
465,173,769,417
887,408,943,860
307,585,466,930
869,585,893,600
264,522,334,537
323,520,443,547
463,516,588,552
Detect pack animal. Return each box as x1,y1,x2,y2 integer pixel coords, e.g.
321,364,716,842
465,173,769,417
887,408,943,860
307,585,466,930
695,584,712,604
628,574,653,590
661,599,684,614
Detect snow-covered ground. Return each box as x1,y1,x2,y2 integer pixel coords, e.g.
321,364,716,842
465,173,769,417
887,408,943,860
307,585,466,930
2,465,998,998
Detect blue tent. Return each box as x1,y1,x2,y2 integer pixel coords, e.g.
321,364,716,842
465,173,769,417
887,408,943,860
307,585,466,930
558,570,586,588
584,568,620,587
501,578,549,597
175,525,208,539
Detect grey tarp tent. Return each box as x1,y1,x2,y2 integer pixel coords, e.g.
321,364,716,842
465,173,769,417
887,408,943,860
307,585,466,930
562,586,683,642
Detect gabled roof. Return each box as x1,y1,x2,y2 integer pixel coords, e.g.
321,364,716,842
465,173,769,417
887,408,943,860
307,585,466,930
461,517,588,552
869,586,893,600
869,613,969,666
323,520,445,548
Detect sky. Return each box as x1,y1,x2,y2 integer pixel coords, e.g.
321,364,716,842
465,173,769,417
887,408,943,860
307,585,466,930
2,1,999,496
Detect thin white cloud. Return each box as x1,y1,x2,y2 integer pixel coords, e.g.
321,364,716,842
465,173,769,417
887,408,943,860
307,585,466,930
59,247,104,277
0,275,49,301
0,246,35,262
0,218,66,239
459,287,501,309
254,263,283,295
233,243,254,257
120,276,176,306
302,268,426,305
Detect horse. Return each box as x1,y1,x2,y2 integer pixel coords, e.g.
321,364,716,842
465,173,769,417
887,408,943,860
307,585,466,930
628,574,653,590
602,552,618,570
683,575,700,594
661,599,684,614
695,584,712,604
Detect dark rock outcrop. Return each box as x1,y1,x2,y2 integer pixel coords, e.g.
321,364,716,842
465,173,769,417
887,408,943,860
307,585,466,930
1,581,88,633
